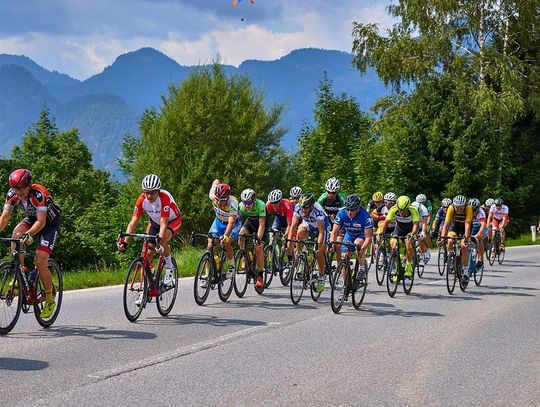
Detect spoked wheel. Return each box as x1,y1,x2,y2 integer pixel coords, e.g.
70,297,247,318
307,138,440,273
446,252,457,295
474,262,484,286
233,250,249,298
365,243,373,272
156,257,178,316
415,250,425,279
458,263,468,292
352,261,368,310
498,246,505,265
0,262,22,335
218,256,234,302
310,261,322,302
263,245,274,289
331,261,347,314
488,239,497,266
123,258,147,321
34,259,63,327
437,246,447,276
375,247,386,286
279,250,292,286
194,253,212,306
386,252,400,298
403,257,415,295
290,256,306,305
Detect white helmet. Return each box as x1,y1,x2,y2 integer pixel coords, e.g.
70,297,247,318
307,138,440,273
384,192,397,202
289,186,303,199
485,198,494,207
325,177,340,193
416,194,427,203
442,198,452,208
453,195,467,207
141,174,161,191
241,188,256,202
411,201,420,209
267,189,282,203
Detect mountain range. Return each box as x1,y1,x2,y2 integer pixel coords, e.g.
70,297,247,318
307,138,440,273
0,47,387,175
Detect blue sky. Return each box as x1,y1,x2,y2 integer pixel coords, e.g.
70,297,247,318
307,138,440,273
0,0,393,80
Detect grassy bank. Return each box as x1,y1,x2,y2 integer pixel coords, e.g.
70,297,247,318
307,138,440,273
57,234,540,291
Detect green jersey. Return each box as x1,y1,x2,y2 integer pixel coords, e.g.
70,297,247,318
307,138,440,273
240,198,266,220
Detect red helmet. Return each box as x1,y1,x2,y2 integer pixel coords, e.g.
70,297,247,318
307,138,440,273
8,169,32,189
214,183,231,201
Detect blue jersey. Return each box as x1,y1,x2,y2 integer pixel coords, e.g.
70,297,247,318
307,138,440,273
334,207,373,237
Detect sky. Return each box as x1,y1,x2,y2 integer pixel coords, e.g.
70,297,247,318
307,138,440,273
0,0,394,81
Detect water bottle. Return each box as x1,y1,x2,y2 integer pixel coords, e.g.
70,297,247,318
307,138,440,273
28,269,37,285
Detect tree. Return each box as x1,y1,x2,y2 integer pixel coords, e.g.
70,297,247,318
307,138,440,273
125,63,287,233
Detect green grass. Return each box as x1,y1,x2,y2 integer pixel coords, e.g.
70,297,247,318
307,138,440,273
505,233,540,247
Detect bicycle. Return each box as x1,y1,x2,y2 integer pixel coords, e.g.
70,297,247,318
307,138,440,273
375,235,391,286
0,237,62,335
487,227,505,266
364,239,375,272
468,237,484,286
386,235,415,297
263,229,291,288
234,233,267,297
329,240,368,313
440,236,468,295
414,239,425,278
190,232,234,305
287,238,332,305
437,244,448,276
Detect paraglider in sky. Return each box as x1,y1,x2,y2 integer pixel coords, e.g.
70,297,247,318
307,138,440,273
232,0,254,8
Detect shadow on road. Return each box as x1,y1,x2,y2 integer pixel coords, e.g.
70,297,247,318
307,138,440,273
0,357,48,371
8,325,157,340
338,302,445,318
141,314,268,328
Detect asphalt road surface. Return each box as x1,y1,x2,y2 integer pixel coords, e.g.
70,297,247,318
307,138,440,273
1,245,539,406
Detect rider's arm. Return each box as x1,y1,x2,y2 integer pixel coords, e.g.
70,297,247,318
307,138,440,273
158,216,170,241
26,210,47,237
316,219,325,246
411,221,419,236
329,222,340,244
123,214,140,244
0,208,13,233
224,214,237,237
288,215,299,241
257,217,265,242
361,227,373,252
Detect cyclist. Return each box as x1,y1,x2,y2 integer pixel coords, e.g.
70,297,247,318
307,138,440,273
289,186,303,207
367,191,384,224
416,194,433,252
288,193,330,293
330,194,373,281
266,189,294,262
469,198,486,269
374,192,397,252
438,195,473,283
411,200,430,264
487,197,509,255
239,188,267,288
207,179,240,278
378,195,419,282
118,174,181,300
0,169,61,318
431,198,452,238
317,177,346,224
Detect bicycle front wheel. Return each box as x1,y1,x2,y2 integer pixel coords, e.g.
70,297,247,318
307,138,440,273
233,250,249,298
386,252,400,298
34,259,63,327
123,258,147,322
290,256,306,305
263,245,275,289
365,243,373,272
352,261,368,309
498,246,505,265
194,253,212,306
375,247,386,286
437,246,446,276
310,260,322,302
0,262,22,335
218,256,234,302
446,252,457,295
157,257,178,316
279,249,292,286
331,261,347,314
474,261,484,286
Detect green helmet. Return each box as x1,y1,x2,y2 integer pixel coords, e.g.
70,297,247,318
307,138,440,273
396,195,410,211
299,193,316,208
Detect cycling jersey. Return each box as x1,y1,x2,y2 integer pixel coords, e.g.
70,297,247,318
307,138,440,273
370,202,387,223
386,205,420,224
265,199,293,221
133,190,181,225
415,203,429,223
435,207,447,223
240,198,266,220
473,208,486,224
489,204,509,221
367,199,383,213
209,185,240,222
4,184,61,224
425,199,433,213
317,191,346,217
445,205,473,225
293,202,328,227
334,207,373,238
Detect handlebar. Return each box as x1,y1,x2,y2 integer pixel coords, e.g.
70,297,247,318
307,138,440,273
189,232,221,246
328,240,360,250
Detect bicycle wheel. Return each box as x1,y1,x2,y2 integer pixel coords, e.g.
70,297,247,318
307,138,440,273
458,262,468,292
34,259,63,327
310,259,322,302
437,246,446,276
0,262,22,335
279,249,292,286
403,257,415,295
194,253,212,306
263,245,274,289
156,257,178,316
290,256,306,305
497,246,505,265
488,236,497,266
123,258,147,321
218,255,234,302
352,261,368,310
474,260,484,286
446,252,457,295
331,260,347,314
386,252,400,298
375,247,386,286
233,250,249,298
365,243,373,272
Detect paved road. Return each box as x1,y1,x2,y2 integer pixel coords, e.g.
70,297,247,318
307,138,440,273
1,246,539,406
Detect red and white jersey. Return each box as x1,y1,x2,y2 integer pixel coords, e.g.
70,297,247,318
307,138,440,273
133,190,181,225
472,208,486,224
489,204,509,221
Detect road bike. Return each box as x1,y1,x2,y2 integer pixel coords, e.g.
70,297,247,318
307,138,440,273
263,229,291,288
120,232,178,321
414,239,425,278
440,236,468,295
487,227,505,266
437,244,447,276
234,233,267,297
386,235,415,297
468,237,484,286
375,235,391,286
329,240,368,313
190,232,234,305
0,237,62,335
287,238,333,305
